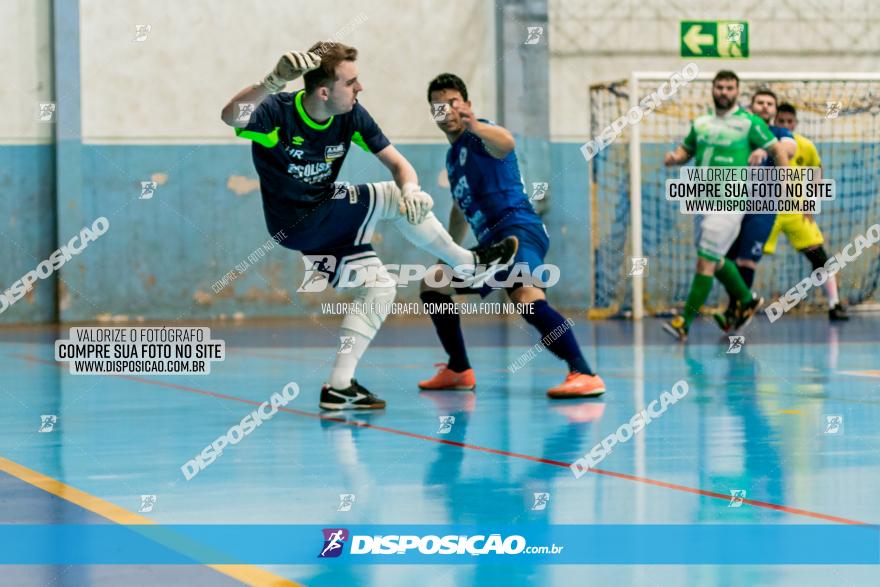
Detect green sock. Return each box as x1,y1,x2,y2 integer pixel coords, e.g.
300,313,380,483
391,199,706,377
683,273,714,328
714,258,752,304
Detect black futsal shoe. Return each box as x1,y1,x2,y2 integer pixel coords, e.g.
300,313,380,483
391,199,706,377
463,236,519,287
320,379,386,410
732,294,764,331
829,304,849,321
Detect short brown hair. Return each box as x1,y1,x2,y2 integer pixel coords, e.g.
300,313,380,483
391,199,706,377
303,41,357,93
751,88,778,106
713,70,739,86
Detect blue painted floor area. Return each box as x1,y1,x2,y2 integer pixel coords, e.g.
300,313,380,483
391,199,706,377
0,471,245,585
1,316,879,586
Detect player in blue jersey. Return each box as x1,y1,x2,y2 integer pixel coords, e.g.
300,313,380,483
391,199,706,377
221,45,518,410
417,73,605,399
714,89,797,331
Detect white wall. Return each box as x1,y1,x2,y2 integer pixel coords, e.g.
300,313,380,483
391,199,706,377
0,0,53,143
8,0,880,145
79,0,496,143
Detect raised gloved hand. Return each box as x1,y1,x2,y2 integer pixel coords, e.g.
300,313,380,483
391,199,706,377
260,51,321,93
399,183,434,224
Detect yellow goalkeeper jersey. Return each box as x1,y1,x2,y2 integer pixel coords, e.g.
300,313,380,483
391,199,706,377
791,133,821,168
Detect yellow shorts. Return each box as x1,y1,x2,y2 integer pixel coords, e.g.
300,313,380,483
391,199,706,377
763,213,825,254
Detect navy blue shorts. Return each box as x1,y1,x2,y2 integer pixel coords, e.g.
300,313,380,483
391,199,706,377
726,213,777,263
273,183,381,287
471,223,551,297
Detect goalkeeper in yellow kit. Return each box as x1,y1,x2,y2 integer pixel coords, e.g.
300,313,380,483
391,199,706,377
765,103,848,321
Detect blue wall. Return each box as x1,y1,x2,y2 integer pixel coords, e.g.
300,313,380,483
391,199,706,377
0,145,56,323
25,140,591,323
9,135,875,324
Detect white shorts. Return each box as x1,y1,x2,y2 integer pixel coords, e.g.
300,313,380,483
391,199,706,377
695,213,744,260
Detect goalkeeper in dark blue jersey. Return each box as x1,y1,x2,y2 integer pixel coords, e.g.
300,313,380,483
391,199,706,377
221,44,517,410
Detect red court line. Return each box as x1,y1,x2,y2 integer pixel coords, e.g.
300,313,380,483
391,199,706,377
11,353,870,526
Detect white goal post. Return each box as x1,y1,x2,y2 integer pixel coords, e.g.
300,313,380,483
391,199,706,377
626,71,880,320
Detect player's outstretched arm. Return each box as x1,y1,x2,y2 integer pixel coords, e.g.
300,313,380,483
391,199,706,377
664,146,691,166
221,84,270,128
780,138,797,159
220,51,320,127
375,144,419,190
376,145,434,224
473,123,515,159
768,141,790,167
454,102,515,159
748,148,768,166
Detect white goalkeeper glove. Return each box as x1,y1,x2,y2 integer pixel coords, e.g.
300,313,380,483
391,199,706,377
259,51,321,93
399,183,434,225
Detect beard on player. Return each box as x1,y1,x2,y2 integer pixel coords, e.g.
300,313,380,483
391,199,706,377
713,92,735,111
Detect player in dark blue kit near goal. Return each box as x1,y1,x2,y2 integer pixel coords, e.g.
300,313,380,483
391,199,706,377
417,74,605,399
221,44,517,411
715,89,797,332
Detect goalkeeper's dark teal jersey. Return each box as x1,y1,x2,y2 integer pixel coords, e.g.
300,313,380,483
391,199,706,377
235,90,390,229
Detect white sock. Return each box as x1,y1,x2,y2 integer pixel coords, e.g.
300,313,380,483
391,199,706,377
329,328,372,389
824,277,840,308
327,257,396,389
394,214,473,267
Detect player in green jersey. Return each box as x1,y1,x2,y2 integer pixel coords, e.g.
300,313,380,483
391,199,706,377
662,70,790,341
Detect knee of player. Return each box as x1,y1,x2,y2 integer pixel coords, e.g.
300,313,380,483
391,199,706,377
508,285,545,305
352,264,397,306
360,282,397,327
371,181,402,217
696,254,720,275
345,283,397,335
420,266,450,294
371,282,396,306
802,246,829,269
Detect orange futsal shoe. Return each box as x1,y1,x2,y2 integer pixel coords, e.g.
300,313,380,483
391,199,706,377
418,363,476,391
546,373,606,399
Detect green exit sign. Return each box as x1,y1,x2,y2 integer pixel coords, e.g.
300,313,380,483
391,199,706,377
680,21,749,58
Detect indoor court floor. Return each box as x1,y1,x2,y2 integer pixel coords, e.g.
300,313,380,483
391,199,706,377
1,315,878,586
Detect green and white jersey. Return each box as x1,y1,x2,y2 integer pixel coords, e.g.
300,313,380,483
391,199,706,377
682,106,777,167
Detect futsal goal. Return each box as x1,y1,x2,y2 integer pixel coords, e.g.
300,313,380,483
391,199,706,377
588,71,880,319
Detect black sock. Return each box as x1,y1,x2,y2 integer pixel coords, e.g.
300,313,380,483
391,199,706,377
421,291,470,372
803,246,829,270
521,300,593,375
738,264,755,288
